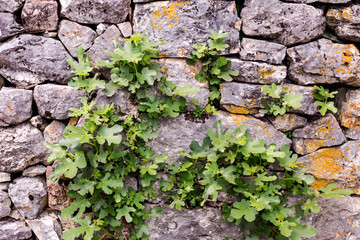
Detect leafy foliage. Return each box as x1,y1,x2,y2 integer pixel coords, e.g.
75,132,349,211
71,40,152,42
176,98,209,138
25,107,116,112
261,83,303,116
313,85,338,116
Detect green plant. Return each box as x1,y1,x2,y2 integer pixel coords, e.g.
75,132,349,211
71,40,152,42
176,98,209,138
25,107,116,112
261,83,303,116
161,120,352,239
187,30,239,106
313,85,338,116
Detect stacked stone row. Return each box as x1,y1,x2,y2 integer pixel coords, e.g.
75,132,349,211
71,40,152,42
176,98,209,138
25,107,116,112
0,0,360,239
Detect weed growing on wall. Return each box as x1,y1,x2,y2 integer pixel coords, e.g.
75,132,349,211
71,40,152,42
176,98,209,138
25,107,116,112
313,85,338,116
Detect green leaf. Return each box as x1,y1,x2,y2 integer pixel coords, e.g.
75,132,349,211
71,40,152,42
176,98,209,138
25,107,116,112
289,223,317,240
277,145,299,170
262,83,282,99
201,179,222,205
53,152,87,179
261,144,285,163
96,173,124,195
96,125,123,145
63,215,100,240
221,166,236,184
301,199,320,214
61,193,91,219
283,92,303,109
230,200,258,222
116,206,136,222
319,183,353,198
172,83,200,97
67,46,93,77
292,168,315,185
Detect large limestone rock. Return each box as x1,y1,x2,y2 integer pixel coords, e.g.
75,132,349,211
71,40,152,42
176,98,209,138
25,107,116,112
298,141,360,194
268,113,307,132
59,0,131,24
327,5,360,42
285,0,351,3
220,82,319,115
133,0,240,57
0,87,32,127
21,0,58,33
241,0,326,46
26,211,62,240
0,35,73,87
0,191,11,219
34,84,86,120
0,0,25,12
230,59,286,84
58,20,97,58
0,12,24,41
0,123,48,172
147,206,242,240
287,39,360,86
0,220,32,240
292,114,346,155
8,177,47,219
339,89,360,139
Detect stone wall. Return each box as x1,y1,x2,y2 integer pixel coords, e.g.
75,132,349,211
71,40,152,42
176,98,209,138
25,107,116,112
0,0,360,239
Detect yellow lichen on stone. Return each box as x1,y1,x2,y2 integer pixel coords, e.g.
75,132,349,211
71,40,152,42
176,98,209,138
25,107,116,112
151,1,192,30
225,105,250,114
259,67,275,80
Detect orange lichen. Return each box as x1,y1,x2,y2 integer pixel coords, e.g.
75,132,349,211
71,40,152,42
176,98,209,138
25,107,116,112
151,1,191,30
259,67,275,79
333,230,347,239
68,117,79,126
176,47,187,57
7,104,13,111
310,179,334,190
225,105,250,114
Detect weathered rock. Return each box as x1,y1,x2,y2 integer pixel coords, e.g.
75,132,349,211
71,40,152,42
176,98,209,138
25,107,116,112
46,166,70,210
0,184,8,192
0,191,11,219
148,112,291,163
34,84,86,120
0,12,24,41
95,23,111,35
59,0,131,24
21,0,58,33
26,211,62,240
285,0,351,3
230,59,286,84
241,0,326,46
9,210,23,220
58,20,97,58
23,165,47,177
43,121,66,143
327,5,360,42
133,0,240,57
0,220,32,240
339,89,360,140
8,177,47,219
240,38,287,65
0,34,73,87
147,206,242,240
87,25,123,65
298,141,360,194
117,22,132,38
292,114,346,155
159,58,209,110
0,87,32,127
0,173,10,183
268,113,307,132
30,115,48,131
220,82,319,115
0,0,25,12
0,123,48,172
287,39,360,86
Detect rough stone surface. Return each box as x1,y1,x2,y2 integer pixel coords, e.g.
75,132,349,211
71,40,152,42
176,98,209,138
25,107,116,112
220,82,319,116
58,20,97,57
147,206,242,240
230,59,287,84
0,190,11,219
46,166,70,210
298,141,360,194
0,87,32,127
0,34,73,87
268,113,307,132
21,0,58,33
148,112,291,163
43,121,66,143
29,115,48,131
0,123,48,172
327,5,360,42
87,25,123,65
241,0,326,46
0,12,24,41
0,172,11,183
59,0,131,24
0,0,25,12
34,84,86,120
94,89,135,117
117,22,132,38
26,211,62,240
8,177,47,219
134,0,240,57
23,165,47,177
292,114,346,155
339,89,360,140
287,39,360,86
286,0,351,3
0,220,32,240
240,38,287,65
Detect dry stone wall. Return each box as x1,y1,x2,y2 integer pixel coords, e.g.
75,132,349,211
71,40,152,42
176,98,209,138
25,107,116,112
0,0,360,239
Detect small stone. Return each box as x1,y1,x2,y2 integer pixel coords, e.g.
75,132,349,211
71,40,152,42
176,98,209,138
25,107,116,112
240,38,287,65
43,121,66,143
0,191,11,219
46,166,70,210
0,0,25,12
0,172,11,183
59,0,131,24
339,89,360,139
23,165,47,177
26,211,62,240
34,84,86,120
268,114,307,132
0,184,8,192
58,20,97,58
8,177,47,219
230,59,287,84
21,0,58,33
30,115,48,131
95,23,111,35
0,87,33,127
0,220,32,240
41,31,57,38
9,210,23,220
0,12,24,41
117,22,132,38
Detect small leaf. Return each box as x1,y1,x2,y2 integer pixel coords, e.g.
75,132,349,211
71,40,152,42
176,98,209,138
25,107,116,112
230,200,258,222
